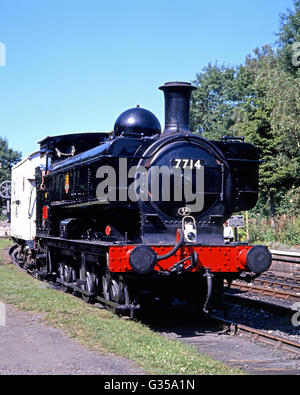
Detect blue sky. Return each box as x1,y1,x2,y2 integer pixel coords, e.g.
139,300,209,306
0,0,295,157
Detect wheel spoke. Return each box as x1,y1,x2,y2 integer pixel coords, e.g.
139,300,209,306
59,263,73,293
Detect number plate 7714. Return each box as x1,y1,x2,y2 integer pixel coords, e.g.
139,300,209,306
170,159,204,169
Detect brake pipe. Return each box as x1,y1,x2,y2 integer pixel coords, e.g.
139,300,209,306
156,229,185,261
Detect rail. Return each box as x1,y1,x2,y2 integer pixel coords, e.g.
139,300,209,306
209,314,300,356
270,250,300,257
270,250,300,264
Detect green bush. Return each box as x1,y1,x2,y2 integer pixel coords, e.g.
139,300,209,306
246,214,300,248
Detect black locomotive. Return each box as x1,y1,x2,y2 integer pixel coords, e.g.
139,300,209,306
10,81,272,316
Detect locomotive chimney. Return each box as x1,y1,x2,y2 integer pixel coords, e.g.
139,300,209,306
159,81,196,135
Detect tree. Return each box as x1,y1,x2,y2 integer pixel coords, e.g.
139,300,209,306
190,2,300,242
276,0,300,75
233,46,300,219
190,63,240,140
190,44,300,219
0,137,22,212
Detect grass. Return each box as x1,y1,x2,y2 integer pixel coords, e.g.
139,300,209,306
0,238,243,375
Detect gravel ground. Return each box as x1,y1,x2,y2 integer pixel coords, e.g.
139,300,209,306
156,317,300,375
225,291,300,343
0,304,145,375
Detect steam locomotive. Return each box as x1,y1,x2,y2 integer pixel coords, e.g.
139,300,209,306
10,81,272,316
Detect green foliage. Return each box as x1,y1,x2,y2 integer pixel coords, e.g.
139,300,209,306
190,63,240,140
233,46,300,208
276,0,300,76
190,3,300,226
0,137,22,216
0,137,22,183
246,213,300,248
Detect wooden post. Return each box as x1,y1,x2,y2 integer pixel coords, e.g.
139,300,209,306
245,211,249,241
234,227,238,242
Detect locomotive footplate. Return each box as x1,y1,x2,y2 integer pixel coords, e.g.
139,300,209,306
109,244,272,275
39,236,271,275
109,244,254,274
37,236,272,276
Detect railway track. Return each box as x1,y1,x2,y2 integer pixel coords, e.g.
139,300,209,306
255,275,300,291
269,249,300,277
208,314,300,356
229,280,300,302
221,291,300,358
216,250,300,360
229,249,300,302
